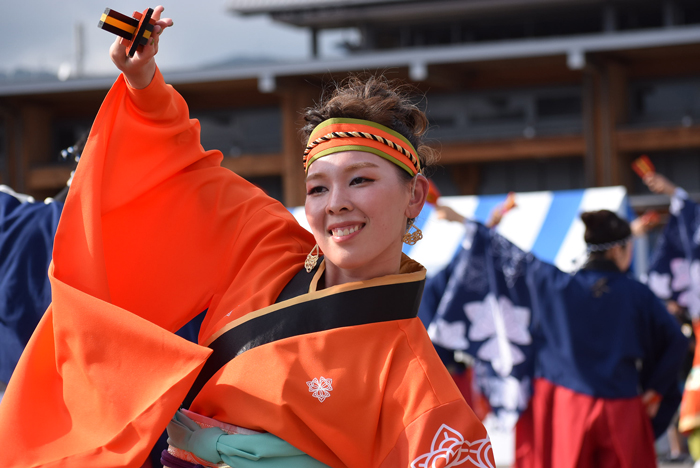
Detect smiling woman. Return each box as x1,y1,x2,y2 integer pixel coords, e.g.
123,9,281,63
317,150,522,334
301,77,435,287
0,6,493,468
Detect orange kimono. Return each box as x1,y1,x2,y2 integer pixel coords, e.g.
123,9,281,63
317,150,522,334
680,321,700,434
0,69,493,468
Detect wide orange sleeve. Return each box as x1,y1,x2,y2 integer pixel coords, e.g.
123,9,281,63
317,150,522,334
379,400,495,468
377,320,495,468
56,68,312,333
0,69,313,467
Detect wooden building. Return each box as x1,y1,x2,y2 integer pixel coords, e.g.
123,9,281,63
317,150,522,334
1,0,699,208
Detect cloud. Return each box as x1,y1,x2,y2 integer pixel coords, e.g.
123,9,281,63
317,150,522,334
0,0,309,76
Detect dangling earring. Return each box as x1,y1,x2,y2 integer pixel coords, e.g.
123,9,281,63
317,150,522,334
305,244,320,273
402,220,423,245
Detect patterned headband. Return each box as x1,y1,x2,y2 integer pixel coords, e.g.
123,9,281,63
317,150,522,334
586,236,631,253
304,118,421,176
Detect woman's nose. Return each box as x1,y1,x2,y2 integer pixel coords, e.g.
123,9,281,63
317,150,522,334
326,187,352,214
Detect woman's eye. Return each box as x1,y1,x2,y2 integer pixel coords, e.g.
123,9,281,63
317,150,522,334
350,177,373,186
307,185,326,195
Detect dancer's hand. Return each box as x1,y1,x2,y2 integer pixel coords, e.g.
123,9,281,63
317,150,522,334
642,389,661,418
110,5,173,89
643,173,676,196
630,210,659,237
436,205,466,224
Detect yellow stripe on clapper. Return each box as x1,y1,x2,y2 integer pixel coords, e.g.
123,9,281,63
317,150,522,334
101,14,137,35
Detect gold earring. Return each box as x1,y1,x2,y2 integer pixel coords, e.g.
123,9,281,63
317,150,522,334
402,220,423,245
305,244,320,273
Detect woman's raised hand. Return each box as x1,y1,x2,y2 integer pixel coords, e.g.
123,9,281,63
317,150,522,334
110,5,173,89
643,173,676,196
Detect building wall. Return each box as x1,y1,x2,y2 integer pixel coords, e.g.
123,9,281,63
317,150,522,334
1,46,699,208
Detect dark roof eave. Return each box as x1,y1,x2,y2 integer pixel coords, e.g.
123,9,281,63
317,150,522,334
2,25,700,97
231,0,605,29
227,0,411,16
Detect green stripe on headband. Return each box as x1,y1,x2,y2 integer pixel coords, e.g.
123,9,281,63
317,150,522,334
306,144,414,176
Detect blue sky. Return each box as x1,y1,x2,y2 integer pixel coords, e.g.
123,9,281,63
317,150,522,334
2,1,311,77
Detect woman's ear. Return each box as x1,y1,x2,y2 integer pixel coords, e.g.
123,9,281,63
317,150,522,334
605,243,632,271
405,175,429,219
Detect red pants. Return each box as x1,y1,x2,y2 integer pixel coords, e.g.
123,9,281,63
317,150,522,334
515,378,656,468
452,367,491,421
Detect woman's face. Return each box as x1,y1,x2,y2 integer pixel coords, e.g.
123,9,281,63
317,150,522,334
304,151,425,285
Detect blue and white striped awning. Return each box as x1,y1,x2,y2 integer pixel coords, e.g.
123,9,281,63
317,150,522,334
288,186,630,275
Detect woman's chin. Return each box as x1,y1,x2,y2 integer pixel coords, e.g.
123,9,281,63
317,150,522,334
323,253,369,273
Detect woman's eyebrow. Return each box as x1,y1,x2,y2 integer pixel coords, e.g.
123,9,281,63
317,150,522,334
306,162,380,182
305,172,325,182
343,162,380,172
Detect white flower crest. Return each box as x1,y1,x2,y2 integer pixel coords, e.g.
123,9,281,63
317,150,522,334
428,319,469,350
410,425,494,468
648,271,671,299
671,258,692,292
306,377,333,402
464,294,531,377
481,375,531,412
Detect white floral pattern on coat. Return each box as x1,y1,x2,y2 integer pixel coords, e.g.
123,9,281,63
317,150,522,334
306,376,333,402
648,271,671,299
410,425,494,468
464,294,532,377
428,319,469,350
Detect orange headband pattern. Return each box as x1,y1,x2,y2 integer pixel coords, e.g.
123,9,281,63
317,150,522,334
304,118,421,176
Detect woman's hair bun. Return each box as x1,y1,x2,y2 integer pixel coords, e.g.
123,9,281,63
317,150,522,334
581,210,631,246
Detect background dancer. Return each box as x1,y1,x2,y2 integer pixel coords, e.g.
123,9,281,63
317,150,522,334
0,137,83,399
427,202,687,468
644,172,700,467
417,197,516,422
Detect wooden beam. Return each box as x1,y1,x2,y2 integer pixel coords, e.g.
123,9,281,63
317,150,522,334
20,106,52,194
449,163,480,195
219,154,283,177
603,61,628,187
460,55,583,90
280,87,316,207
0,110,17,187
435,134,585,164
26,165,72,191
617,125,700,153
582,58,629,188
582,69,597,187
27,153,286,191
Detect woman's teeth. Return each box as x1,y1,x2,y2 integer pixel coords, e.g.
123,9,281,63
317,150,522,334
332,225,361,237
